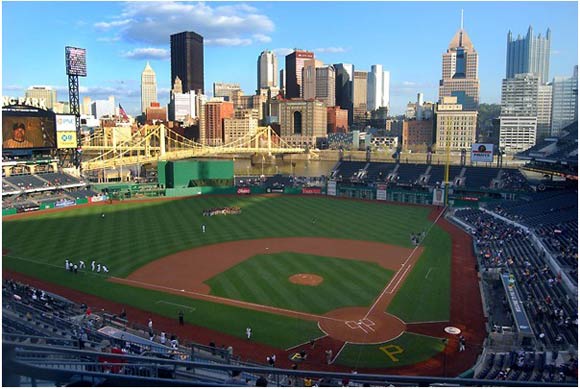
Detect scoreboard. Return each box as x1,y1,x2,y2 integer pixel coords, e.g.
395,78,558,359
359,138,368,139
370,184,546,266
65,46,87,76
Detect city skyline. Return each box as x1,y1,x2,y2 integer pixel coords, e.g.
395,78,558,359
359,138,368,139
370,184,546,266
2,1,578,116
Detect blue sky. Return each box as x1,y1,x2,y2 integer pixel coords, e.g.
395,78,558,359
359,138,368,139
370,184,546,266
2,1,578,116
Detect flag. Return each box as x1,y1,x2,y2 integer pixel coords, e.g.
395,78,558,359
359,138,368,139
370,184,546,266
119,104,129,121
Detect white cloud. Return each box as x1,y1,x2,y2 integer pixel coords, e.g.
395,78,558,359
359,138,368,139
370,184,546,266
3,85,24,92
123,48,170,60
96,36,121,43
94,19,133,30
272,48,293,57
313,47,347,54
94,1,274,47
253,34,272,43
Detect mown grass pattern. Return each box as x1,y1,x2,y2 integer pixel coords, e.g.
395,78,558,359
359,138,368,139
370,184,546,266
3,196,450,349
335,332,446,369
206,252,394,314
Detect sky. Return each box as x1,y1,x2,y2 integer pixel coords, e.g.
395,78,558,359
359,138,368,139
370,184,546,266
2,1,578,116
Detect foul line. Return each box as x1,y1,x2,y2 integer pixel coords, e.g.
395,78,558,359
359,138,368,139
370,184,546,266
331,342,348,365
155,300,196,312
364,206,447,320
284,334,328,351
111,277,345,324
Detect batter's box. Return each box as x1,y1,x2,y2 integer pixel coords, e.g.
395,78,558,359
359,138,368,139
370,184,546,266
360,318,375,327
345,321,360,329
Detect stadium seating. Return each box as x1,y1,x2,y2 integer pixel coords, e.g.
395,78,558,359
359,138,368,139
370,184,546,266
463,167,500,189
474,350,576,383
365,162,396,182
392,164,429,185
36,172,82,186
453,209,578,351
4,175,47,190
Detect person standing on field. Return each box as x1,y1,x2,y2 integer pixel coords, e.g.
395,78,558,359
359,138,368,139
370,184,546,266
246,327,252,340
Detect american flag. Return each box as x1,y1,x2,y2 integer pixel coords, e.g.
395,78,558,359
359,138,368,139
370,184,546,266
118,104,129,121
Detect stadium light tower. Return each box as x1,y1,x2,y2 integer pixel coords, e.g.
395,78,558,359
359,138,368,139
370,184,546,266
65,46,87,169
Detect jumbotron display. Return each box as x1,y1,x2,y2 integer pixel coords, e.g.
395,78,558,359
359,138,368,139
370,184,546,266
2,106,56,150
65,46,87,76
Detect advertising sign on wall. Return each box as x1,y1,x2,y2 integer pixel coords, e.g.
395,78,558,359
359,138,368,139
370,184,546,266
327,180,337,196
55,199,75,208
302,187,322,195
237,187,251,195
471,143,494,163
90,194,108,203
376,184,387,201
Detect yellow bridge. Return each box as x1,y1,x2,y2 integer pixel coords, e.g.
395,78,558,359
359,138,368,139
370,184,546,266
81,124,311,171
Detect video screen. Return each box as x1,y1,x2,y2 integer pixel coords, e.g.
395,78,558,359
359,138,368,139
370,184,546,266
2,109,56,150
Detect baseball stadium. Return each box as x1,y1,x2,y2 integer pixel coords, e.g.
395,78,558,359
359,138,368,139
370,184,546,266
2,104,578,386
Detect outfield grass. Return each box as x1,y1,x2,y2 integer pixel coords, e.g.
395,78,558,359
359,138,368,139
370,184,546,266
206,252,394,314
3,196,451,352
387,225,452,322
334,332,446,369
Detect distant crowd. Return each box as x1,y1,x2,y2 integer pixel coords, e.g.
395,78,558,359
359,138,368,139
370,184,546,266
203,207,242,217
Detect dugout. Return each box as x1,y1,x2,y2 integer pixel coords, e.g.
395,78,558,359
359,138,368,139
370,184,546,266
159,160,234,189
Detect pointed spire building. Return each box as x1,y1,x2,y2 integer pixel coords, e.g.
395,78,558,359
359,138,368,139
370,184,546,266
438,12,480,110
141,61,158,114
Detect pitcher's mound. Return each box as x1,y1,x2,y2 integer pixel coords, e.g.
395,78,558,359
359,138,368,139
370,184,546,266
289,273,323,286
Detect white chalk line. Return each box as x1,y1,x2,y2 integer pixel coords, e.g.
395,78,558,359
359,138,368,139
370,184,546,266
331,342,348,364
364,206,447,320
155,300,196,312
111,277,346,324
425,267,434,279
284,334,328,352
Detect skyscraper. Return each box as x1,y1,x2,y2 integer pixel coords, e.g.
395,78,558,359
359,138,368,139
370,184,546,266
439,17,480,111
315,66,336,108
213,82,241,102
334,63,354,124
285,50,314,98
141,62,157,114
352,71,369,129
499,73,539,149
25,86,57,110
257,50,278,91
171,31,204,94
367,64,390,111
506,26,551,84
301,59,323,100
551,65,579,135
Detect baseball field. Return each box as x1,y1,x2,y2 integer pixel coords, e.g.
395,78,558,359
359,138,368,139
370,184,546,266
3,195,478,371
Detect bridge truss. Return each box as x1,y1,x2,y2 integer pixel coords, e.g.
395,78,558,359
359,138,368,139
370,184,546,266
81,125,310,172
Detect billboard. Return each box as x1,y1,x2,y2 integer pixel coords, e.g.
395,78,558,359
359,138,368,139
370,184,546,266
302,187,322,195
376,184,387,201
56,114,78,149
471,143,494,163
65,46,87,76
2,106,56,150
